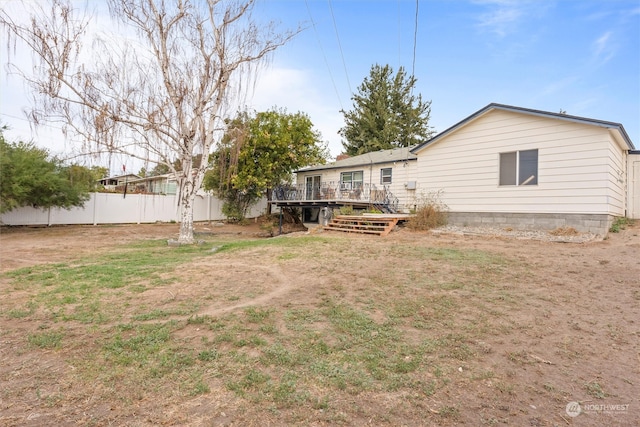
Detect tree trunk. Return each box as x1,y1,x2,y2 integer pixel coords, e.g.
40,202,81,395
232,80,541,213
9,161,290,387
177,175,197,244
178,194,195,244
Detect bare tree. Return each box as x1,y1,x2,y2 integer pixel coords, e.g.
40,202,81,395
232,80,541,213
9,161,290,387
1,0,298,243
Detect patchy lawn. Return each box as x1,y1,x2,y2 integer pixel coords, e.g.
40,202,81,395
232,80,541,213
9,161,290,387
0,222,638,426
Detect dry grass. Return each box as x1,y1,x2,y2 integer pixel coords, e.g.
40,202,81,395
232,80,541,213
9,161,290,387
0,223,638,426
549,226,579,236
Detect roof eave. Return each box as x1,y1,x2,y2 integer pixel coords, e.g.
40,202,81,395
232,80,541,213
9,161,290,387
411,103,636,153
296,156,417,173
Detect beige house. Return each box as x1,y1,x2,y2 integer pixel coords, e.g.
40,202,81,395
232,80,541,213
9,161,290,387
296,147,418,207
275,103,638,234
410,104,638,233
281,147,418,221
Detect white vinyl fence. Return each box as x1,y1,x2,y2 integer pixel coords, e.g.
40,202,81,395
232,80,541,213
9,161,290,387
0,192,268,226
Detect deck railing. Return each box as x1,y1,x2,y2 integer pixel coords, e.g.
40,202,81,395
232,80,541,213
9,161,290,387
272,182,399,212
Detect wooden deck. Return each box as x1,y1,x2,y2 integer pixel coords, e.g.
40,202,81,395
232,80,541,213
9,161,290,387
270,183,401,213
271,199,372,210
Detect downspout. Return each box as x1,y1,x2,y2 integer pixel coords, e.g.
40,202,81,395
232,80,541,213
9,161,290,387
369,154,373,202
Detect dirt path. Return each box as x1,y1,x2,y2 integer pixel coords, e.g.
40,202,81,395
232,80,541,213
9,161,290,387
198,262,296,317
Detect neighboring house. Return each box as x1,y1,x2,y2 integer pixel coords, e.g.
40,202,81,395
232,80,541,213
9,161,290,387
410,103,638,233
274,103,638,234
98,174,141,191
129,173,179,195
98,173,179,195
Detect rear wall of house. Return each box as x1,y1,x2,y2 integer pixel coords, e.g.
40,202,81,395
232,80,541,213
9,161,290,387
297,160,419,212
414,109,628,232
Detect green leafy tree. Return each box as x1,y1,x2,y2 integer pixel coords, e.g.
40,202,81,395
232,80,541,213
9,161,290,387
0,131,91,213
339,64,434,155
65,164,106,192
146,156,202,177
89,166,109,182
204,109,328,221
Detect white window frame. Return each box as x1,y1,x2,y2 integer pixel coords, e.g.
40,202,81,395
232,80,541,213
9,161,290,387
340,170,364,190
380,168,392,185
499,149,538,186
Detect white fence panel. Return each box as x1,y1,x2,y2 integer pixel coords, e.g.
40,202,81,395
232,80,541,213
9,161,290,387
49,198,95,224
193,195,224,222
0,193,268,226
192,195,212,222
1,205,50,225
247,198,268,218
93,193,141,224
137,194,178,223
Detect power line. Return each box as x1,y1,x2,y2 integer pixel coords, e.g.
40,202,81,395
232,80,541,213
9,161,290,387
327,0,352,95
0,111,33,124
304,0,344,111
412,0,419,79
398,0,402,69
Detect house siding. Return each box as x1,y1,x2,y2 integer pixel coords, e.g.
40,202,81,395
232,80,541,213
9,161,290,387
604,133,627,216
628,153,640,219
414,109,625,218
296,160,419,212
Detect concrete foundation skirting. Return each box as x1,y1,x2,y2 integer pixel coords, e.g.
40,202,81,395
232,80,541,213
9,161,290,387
446,212,615,235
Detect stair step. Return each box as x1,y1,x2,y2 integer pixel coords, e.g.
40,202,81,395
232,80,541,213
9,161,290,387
324,226,384,235
325,224,386,230
324,215,400,236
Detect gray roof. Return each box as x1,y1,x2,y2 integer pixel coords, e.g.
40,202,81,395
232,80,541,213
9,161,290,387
297,146,417,173
411,103,636,153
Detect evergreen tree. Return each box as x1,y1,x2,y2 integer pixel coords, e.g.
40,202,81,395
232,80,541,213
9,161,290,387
339,64,434,155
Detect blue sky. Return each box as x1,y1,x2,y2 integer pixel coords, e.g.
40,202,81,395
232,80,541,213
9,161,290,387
249,0,640,156
1,0,638,167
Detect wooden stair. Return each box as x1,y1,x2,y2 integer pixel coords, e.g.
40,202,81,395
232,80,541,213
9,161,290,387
324,215,400,236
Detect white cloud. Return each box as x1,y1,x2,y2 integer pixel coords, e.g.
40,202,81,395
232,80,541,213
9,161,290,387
592,31,616,65
247,66,345,158
473,0,550,38
474,0,524,37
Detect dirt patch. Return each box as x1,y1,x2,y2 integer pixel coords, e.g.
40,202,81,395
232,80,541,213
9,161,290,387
0,222,638,426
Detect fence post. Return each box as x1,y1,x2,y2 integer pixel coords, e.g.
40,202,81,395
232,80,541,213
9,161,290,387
93,193,98,226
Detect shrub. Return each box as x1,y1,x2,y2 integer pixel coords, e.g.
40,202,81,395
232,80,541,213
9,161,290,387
338,205,355,215
609,217,633,233
407,191,448,231
222,201,248,223
364,208,383,214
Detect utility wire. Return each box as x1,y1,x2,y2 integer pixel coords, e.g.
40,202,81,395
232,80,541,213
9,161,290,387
304,0,344,110
327,0,352,95
398,0,402,69
412,0,419,79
